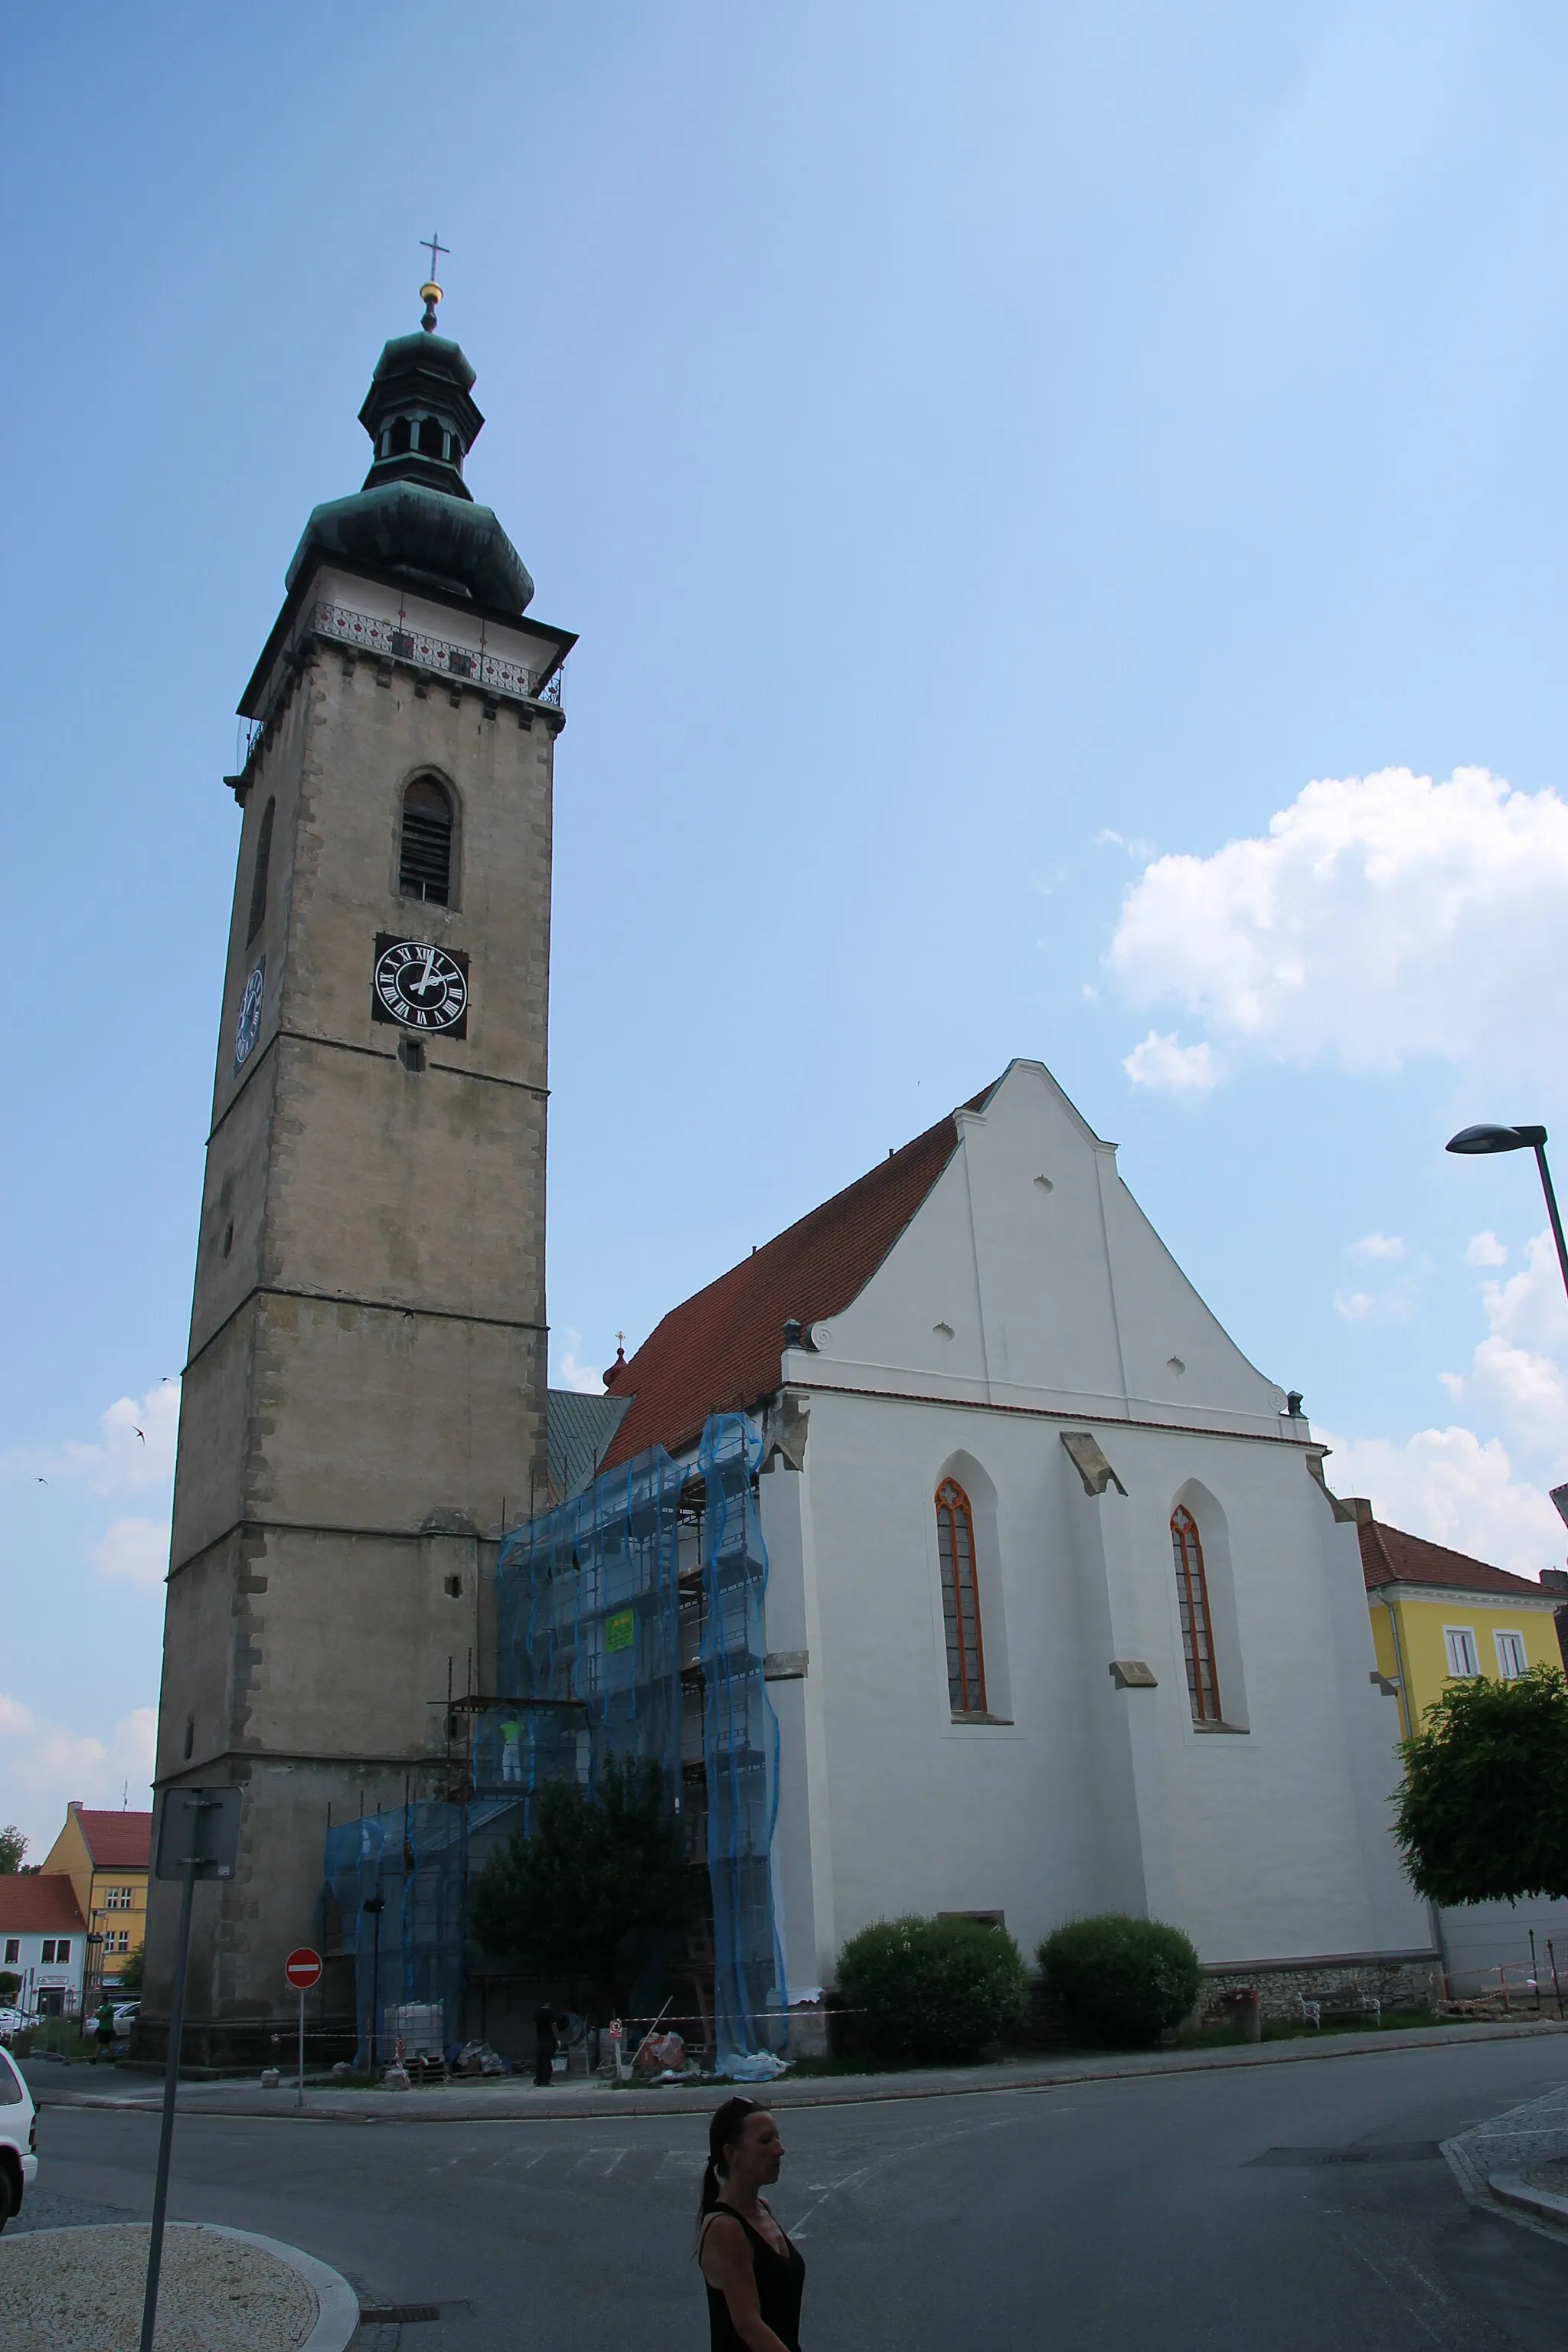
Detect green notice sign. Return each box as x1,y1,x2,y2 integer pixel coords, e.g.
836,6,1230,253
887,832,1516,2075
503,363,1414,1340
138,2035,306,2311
605,1608,635,1654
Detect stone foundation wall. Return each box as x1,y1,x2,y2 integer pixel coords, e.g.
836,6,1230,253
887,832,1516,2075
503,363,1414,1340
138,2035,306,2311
1200,1956,1441,2020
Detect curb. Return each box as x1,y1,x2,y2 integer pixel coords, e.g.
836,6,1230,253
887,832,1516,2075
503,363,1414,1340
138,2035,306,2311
200,2226,361,2352
34,2015,1568,2125
1487,2170,1568,2232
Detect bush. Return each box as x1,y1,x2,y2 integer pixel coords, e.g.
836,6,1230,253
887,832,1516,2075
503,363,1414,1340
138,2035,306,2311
836,1915,1028,2062
1037,1913,1201,2047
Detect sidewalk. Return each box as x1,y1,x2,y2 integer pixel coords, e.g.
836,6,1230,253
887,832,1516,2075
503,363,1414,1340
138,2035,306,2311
0,2222,360,2352
28,2014,1568,2126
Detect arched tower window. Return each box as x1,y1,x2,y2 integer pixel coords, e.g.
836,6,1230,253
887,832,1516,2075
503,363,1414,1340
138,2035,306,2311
417,415,446,457
246,797,275,944
1171,1504,1221,1722
936,1476,987,1714
399,776,454,905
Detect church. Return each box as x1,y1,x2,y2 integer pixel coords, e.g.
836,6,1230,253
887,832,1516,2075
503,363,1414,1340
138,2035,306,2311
141,278,1430,2070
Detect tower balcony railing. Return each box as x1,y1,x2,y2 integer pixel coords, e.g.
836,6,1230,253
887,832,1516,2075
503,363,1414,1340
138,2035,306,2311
310,600,565,707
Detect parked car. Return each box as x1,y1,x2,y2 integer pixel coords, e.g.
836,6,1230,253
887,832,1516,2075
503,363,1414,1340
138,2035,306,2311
0,2044,38,2229
0,2008,26,2045
112,2002,139,2034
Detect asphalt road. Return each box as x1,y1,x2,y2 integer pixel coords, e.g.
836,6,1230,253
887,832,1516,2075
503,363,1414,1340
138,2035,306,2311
16,2036,1568,2350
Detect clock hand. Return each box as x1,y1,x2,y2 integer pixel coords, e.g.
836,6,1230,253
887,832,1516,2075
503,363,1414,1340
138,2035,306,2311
413,947,440,996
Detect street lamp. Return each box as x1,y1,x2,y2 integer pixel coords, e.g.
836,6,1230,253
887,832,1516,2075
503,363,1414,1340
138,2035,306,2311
1446,1124,1568,1303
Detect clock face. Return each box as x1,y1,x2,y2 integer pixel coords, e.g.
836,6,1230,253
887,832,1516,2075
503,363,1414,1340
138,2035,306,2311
234,958,265,1071
371,935,469,1036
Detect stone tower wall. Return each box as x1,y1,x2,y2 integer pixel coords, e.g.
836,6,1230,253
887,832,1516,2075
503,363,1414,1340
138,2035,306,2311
139,615,557,2067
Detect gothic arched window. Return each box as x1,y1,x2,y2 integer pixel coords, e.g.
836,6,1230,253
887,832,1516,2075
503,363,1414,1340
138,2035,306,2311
936,1477,987,1714
1171,1504,1221,1722
398,776,454,905
246,797,275,943
417,415,446,458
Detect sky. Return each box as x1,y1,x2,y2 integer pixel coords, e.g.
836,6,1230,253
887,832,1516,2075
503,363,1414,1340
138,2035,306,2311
3,0,1567,1855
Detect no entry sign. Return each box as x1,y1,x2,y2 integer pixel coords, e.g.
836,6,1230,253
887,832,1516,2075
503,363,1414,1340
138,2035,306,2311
284,1947,322,1991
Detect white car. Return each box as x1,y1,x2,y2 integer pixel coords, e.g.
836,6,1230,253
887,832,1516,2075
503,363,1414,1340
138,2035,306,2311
0,2044,38,2230
0,2007,27,2044
113,2002,140,2034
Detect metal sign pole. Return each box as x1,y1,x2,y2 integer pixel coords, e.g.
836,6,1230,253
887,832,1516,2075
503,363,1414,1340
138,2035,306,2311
139,1785,243,2352
297,1985,305,2109
138,1855,197,2352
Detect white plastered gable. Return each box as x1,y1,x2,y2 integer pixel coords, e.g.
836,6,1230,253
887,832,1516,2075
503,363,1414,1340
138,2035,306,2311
807,1059,1289,1434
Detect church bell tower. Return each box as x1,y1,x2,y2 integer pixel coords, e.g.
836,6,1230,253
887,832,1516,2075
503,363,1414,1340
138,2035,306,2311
142,274,571,2064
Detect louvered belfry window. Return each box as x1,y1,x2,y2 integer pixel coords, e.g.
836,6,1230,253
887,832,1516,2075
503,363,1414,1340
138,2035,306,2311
936,1478,987,1714
399,776,454,904
1171,1505,1221,1722
246,798,275,943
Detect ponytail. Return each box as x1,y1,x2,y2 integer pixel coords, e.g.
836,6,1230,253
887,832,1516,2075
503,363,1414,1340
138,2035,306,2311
696,2096,760,2235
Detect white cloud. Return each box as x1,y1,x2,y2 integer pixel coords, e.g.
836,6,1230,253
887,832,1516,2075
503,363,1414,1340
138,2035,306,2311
1334,1286,1413,1325
88,1517,170,1589
1348,1232,1406,1260
551,1329,606,1396
1109,767,1568,1086
1321,1425,1564,1579
1122,1031,1224,1093
2,1380,180,1497
0,1698,156,1847
1466,1230,1509,1269
1445,1230,1568,1454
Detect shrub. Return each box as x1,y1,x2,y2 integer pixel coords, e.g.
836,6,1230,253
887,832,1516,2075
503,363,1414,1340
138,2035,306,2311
835,1915,1028,2062
1037,1913,1201,2047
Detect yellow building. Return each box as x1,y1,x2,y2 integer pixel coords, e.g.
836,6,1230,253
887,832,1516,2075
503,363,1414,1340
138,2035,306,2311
1348,1503,1568,1992
1351,1505,1563,1740
39,1804,152,1998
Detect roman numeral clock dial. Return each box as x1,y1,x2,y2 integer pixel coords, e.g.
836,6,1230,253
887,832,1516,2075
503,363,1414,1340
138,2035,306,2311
371,935,469,1037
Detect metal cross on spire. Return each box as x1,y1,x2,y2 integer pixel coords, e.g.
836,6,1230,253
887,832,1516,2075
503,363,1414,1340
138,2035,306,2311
420,234,449,331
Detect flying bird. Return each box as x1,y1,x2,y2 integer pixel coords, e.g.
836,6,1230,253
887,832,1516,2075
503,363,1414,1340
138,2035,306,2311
134,1428,145,1443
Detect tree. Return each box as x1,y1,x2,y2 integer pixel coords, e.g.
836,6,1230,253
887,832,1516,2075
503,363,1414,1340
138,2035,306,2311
469,1756,691,2018
0,1827,25,1874
116,1944,145,1993
1394,1664,1568,1905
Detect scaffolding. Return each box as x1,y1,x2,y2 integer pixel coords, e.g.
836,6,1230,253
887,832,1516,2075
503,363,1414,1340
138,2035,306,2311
319,1795,523,2066
491,1410,785,2066
317,1410,786,2069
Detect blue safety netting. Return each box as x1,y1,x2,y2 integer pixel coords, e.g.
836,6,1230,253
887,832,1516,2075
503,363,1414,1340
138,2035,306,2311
318,1412,786,2069
698,1413,787,2069
319,1795,521,2066
492,1412,784,2066
491,1439,686,1788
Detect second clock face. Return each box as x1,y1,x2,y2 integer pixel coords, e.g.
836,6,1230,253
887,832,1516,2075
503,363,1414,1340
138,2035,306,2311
371,936,469,1036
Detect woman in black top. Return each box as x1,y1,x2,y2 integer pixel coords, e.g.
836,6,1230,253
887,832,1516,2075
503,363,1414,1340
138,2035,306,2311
697,2096,805,2352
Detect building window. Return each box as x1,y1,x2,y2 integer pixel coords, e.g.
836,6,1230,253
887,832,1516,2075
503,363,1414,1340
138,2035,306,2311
246,796,275,942
1171,1505,1222,1723
398,776,454,905
1444,1626,1480,1677
1494,1630,1529,1680
936,1477,987,1714
104,1931,130,1955
104,1886,133,1911
3,1939,17,1964
41,1939,70,1965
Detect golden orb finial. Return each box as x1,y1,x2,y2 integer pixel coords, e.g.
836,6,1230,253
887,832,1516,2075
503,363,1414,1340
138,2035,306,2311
419,233,449,332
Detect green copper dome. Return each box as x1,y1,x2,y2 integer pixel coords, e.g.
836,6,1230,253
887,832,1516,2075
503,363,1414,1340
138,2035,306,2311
286,315,534,614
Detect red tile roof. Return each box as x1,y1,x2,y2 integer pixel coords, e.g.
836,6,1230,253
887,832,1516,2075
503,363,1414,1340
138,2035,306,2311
599,1084,998,1471
0,1877,86,1933
1357,1515,1547,1599
70,1808,152,1869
